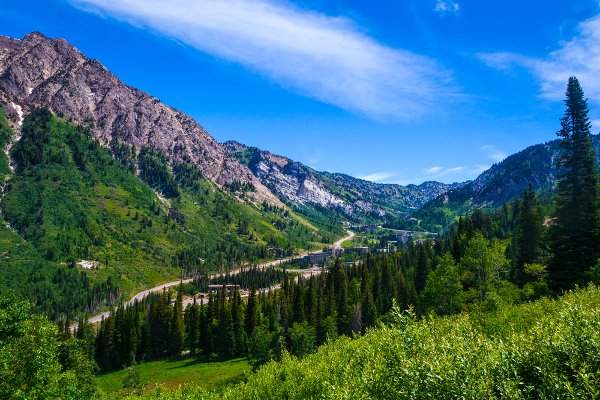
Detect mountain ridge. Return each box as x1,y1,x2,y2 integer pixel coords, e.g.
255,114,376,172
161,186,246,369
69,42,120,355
417,134,600,229
0,32,282,206
223,140,465,221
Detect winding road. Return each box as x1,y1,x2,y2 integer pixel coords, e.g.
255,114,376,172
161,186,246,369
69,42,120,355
71,230,354,330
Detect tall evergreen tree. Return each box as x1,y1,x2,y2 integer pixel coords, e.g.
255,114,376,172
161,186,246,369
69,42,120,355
168,289,185,356
231,289,246,356
244,286,258,337
514,184,542,284
184,300,199,355
414,244,429,293
548,77,600,290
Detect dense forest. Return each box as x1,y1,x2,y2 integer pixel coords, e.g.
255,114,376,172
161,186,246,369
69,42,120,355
87,182,558,372
128,284,600,400
83,77,600,385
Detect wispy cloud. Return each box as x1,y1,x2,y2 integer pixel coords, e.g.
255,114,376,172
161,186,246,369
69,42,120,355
70,0,460,119
433,0,460,15
424,166,465,178
478,12,600,102
469,164,490,175
481,145,507,162
359,171,396,182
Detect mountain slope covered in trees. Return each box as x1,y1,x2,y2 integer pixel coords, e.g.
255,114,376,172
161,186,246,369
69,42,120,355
0,108,340,320
417,134,600,230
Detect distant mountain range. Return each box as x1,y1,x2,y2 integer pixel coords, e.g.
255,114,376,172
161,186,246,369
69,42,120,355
223,140,463,221
1,31,598,238
0,32,464,228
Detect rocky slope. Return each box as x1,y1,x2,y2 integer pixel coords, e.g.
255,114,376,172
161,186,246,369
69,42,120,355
224,140,463,220
0,32,280,205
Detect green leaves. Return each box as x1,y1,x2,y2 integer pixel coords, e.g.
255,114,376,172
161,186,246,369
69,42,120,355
419,253,463,316
0,293,97,399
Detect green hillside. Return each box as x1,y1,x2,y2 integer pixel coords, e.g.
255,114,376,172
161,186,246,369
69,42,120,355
0,108,340,319
417,135,600,231
126,284,600,400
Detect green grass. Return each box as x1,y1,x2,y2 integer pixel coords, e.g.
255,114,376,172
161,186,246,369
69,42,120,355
341,238,360,248
96,356,251,397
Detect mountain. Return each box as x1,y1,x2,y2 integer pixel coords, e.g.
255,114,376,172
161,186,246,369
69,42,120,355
417,135,600,230
223,140,463,222
0,108,343,320
0,32,279,205
0,32,467,232
0,33,354,318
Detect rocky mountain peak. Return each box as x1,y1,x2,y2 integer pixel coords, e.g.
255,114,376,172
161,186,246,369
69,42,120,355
0,32,282,206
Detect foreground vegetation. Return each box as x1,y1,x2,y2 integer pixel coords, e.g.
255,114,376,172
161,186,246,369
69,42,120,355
127,284,600,399
5,283,600,399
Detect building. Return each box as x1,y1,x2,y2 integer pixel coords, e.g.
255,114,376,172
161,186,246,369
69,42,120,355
396,232,412,244
344,247,369,256
304,251,333,266
207,284,241,292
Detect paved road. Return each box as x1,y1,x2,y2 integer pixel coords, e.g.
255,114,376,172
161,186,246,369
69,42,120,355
71,230,354,330
333,229,355,250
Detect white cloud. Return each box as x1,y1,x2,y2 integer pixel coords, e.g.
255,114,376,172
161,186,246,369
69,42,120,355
479,12,600,102
425,166,444,174
424,165,465,178
434,0,460,15
359,171,396,182
70,0,460,119
480,145,507,162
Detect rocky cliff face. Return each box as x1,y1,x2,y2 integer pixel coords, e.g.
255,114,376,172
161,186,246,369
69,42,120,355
224,140,362,216
0,32,280,205
224,141,462,219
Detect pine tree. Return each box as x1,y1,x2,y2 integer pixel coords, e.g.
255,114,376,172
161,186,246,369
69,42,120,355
514,184,542,284
549,77,600,290
291,278,305,324
168,289,185,356
184,300,199,355
414,244,429,293
361,288,376,331
231,288,246,356
245,286,257,337
75,316,96,360
331,259,348,334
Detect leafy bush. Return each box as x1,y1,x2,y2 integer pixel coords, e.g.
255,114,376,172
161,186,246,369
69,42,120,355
0,292,97,399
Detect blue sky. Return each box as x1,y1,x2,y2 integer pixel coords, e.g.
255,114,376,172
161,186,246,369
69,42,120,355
2,0,600,184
